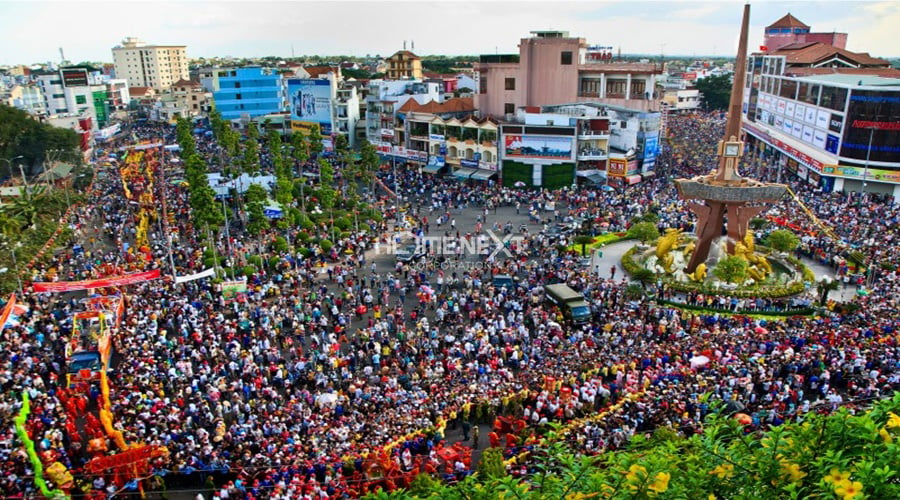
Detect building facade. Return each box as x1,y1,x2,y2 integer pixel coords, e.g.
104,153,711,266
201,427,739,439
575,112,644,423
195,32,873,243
364,80,442,148
202,67,286,121
475,32,664,119
763,13,847,52
112,37,189,91
385,50,423,80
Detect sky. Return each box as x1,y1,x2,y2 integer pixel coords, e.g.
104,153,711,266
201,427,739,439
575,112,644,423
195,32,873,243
1,0,898,66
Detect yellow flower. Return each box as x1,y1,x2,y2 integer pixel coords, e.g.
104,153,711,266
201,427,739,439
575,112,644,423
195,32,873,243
779,462,807,482
647,472,670,494
564,493,598,500
824,468,852,484
708,496,717,500
887,412,900,429
709,464,735,479
880,427,893,444
834,479,864,499
625,464,647,482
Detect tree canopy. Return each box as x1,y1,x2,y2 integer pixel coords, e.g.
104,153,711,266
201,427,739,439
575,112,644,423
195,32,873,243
694,74,733,111
0,105,81,175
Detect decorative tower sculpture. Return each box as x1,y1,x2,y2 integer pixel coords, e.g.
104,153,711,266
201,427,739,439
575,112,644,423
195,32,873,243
675,3,788,274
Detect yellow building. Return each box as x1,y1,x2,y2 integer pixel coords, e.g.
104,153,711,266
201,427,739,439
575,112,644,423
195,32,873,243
386,50,423,80
112,37,189,91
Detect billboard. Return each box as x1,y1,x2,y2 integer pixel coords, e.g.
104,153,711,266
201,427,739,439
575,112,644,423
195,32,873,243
288,79,332,135
504,135,573,160
60,68,89,87
840,90,900,163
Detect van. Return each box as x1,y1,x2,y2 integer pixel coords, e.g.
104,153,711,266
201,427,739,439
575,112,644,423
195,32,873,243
544,283,592,323
493,274,515,289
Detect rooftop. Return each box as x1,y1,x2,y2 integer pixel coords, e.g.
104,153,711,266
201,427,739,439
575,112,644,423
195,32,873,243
398,97,475,114
794,73,900,88
768,42,890,68
767,13,809,30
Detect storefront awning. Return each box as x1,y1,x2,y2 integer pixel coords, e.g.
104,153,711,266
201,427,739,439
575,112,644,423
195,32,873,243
641,171,656,178
469,169,497,181
422,164,444,174
453,167,477,180
626,175,643,185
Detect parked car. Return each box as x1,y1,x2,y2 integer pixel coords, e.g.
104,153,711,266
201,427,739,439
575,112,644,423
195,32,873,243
396,245,425,263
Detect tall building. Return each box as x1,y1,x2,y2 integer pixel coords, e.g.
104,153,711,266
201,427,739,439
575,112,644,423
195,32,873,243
385,50,423,80
475,31,664,119
763,13,847,52
112,37,189,91
201,67,286,121
743,15,900,199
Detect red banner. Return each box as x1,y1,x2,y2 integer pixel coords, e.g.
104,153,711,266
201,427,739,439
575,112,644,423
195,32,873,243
33,270,161,293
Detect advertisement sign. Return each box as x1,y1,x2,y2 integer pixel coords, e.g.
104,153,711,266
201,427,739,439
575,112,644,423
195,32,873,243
822,165,900,184
221,280,248,302
504,135,573,159
816,109,829,129
61,68,89,87
829,114,843,133
813,129,827,149
641,132,659,172
439,144,447,155
429,134,445,141
777,99,786,114
805,107,816,124
801,126,814,144
381,128,394,137
825,134,840,154
785,101,795,116
33,269,161,293
840,90,900,163
460,159,479,167
794,104,805,120
288,79,333,135
608,158,627,176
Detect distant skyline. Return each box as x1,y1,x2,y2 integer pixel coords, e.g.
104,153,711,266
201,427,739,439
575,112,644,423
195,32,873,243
1,1,898,66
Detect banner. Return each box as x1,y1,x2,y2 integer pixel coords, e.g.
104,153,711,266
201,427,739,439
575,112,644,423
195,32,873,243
0,294,15,334
33,269,161,293
175,267,216,284
504,135,573,160
221,280,248,302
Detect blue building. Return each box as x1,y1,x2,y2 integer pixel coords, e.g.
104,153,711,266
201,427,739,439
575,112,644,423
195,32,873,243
201,67,285,120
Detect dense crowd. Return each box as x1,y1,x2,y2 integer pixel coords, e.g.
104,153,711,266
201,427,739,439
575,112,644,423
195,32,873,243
0,112,898,499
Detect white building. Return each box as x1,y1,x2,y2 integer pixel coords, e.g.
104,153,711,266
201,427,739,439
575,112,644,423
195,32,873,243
364,80,442,146
112,37,189,90
334,85,361,148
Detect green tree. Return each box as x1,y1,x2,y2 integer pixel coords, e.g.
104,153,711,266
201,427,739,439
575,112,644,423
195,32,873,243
694,73,733,111
816,277,841,306
244,183,269,235
317,158,336,210
766,229,800,253
175,117,196,158
573,235,594,257
241,127,261,176
358,139,380,195
308,125,324,156
713,254,749,283
476,447,507,480
627,222,660,246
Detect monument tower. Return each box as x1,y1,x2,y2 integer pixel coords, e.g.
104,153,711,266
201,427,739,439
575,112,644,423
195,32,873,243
675,3,788,274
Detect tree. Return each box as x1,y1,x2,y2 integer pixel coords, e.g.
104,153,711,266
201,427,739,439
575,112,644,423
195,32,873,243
241,128,261,175
175,117,196,158
766,229,800,253
713,255,749,284
244,183,269,235
816,278,841,306
308,125,324,156
628,222,660,246
358,139,380,195
0,105,80,171
573,235,594,257
694,73,732,111
317,158,336,210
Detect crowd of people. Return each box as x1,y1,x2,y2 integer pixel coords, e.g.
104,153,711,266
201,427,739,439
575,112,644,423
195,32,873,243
0,111,898,499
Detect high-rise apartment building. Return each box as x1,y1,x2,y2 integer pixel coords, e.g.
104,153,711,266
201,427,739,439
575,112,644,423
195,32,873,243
112,37,188,91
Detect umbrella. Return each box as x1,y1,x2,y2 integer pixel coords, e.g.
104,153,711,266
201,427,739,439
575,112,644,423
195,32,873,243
514,181,527,188
754,326,769,334
547,321,562,330
600,185,614,192
734,413,752,425
689,355,710,369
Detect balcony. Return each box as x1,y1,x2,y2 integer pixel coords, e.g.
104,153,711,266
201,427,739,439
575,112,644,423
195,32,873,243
577,149,608,161
578,92,601,98
577,129,610,140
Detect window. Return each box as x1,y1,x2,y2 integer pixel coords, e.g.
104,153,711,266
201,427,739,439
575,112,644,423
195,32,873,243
620,121,627,129
52,93,65,99
561,51,573,65
75,95,87,105
236,94,242,100
820,86,848,111
505,77,516,91
504,103,515,115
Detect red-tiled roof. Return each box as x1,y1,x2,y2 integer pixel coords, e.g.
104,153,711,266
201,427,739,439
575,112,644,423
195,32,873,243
172,79,201,88
304,66,337,78
767,13,809,29
398,97,475,114
769,42,890,67
391,50,420,60
129,86,153,97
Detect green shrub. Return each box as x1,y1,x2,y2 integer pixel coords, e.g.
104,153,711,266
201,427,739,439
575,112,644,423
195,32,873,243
247,255,264,268
273,236,289,253
319,239,334,253
241,265,257,276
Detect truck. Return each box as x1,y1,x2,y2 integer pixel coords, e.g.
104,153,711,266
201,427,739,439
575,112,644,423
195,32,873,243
544,283,592,324
65,296,123,387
